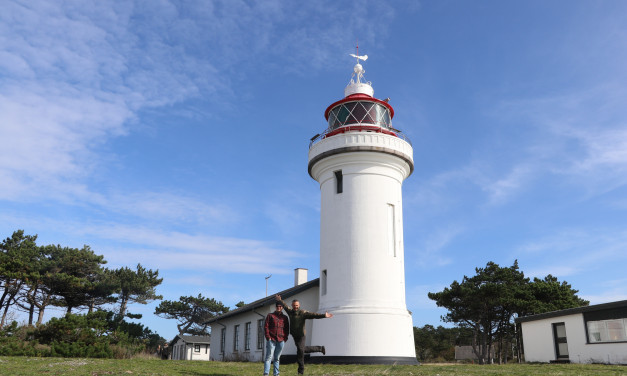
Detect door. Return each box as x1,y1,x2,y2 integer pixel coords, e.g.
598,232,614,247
552,322,569,360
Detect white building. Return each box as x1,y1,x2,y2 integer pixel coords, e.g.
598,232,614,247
516,300,627,364
207,53,417,365
206,269,319,362
170,335,211,361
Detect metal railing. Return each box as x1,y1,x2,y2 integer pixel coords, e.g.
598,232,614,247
309,125,412,148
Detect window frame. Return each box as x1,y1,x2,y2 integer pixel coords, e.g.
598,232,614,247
586,318,627,343
244,322,252,351
334,170,343,194
233,324,240,352
220,328,226,353
257,319,265,350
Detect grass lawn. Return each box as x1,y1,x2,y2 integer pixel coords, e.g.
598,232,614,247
0,357,625,376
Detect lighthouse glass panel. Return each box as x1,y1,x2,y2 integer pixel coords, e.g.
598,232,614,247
328,101,392,130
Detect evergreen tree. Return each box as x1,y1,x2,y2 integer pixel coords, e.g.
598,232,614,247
155,294,229,335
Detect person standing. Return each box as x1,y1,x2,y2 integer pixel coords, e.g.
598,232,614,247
275,294,333,375
264,302,290,376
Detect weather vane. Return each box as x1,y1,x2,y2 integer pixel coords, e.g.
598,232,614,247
349,41,368,63
347,41,370,87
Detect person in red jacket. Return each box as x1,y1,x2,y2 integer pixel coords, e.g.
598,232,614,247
263,302,290,376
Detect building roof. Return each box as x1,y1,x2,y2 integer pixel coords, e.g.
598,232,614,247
204,278,320,324
170,334,212,345
515,300,627,323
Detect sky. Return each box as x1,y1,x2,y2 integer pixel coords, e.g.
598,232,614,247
1,0,627,340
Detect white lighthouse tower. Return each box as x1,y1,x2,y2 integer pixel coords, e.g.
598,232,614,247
308,54,417,364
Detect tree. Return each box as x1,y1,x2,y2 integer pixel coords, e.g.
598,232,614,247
16,244,52,326
46,245,108,314
428,261,588,364
525,275,589,315
235,301,245,308
414,324,473,362
0,230,39,328
154,294,229,335
112,264,163,318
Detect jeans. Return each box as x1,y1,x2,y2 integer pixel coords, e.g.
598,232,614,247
294,336,324,374
263,339,285,376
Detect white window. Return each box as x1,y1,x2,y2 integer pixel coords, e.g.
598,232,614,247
234,325,240,351
257,319,264,349
587,318,627,343
194,344,200,352
244,322,251,351
387,204,396,257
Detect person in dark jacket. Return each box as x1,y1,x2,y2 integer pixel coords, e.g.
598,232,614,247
276,294,333,375
263,302,290,376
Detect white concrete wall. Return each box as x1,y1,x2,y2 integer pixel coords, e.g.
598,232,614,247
171,338,210,361
309,132,416,359
210,287,319,362
188,343,210,361
521,313,627,364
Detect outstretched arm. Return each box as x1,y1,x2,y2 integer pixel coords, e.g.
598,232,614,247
275,294,291,312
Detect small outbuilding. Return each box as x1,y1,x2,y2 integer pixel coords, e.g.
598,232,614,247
170,334,211,361
516,300,627,364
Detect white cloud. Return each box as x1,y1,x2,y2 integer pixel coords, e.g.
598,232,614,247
518,228,627,280
410,224,464,269
482,164,534,205
77,223,301,273
580,278,627,304
493,84,627,196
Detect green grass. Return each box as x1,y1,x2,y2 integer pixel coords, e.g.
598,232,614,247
0,357,625,376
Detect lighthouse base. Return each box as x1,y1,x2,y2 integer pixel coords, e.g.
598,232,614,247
309,309,417,363
308,355,419,365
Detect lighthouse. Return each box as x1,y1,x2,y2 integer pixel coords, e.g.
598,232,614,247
308,54,417,364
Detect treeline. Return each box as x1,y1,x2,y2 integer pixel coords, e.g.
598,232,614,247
414,325,473,362
0,230,165,358
428,260,589,364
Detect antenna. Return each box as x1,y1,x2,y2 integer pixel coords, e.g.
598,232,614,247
265,274,272,297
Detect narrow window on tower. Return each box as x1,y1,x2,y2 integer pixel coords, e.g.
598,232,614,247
387,204,396,257
321,269,327,295
334,170,343,194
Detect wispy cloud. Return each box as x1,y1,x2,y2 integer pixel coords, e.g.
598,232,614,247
74,223,302,275
493,83,627,196
0,1,221,204
518,228,627,280
412,224,463,268
580,278,627,304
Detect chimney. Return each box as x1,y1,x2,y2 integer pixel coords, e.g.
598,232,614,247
294,268,308,286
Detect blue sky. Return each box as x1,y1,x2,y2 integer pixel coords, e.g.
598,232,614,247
2,1,626,340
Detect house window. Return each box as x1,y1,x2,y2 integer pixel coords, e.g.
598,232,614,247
194,344,200,352
257,319,264,349
387,204,396,257
244,322,252,351
321,269,327,296
334,170,343,194
220,328,226,353
233,325,240,351
587,319,627,343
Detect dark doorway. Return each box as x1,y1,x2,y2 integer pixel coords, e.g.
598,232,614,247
552,322,569,360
